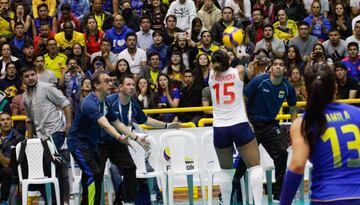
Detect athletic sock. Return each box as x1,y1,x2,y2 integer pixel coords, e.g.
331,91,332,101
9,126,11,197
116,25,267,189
219,169,234,205
249,165,264,205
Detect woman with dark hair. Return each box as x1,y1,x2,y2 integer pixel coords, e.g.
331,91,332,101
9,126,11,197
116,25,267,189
84,16,104,56
208,50,263,205
188,17,205,44
163,51,187,89
193,53,211,88
281,64,360,205
71,43,88,71
285,45,305,74
143,0,168,30
86,56,106,78
0,44,21,79
289,67,306,101
305,43,333,71
168,35,198,69
330,2,352,39
10,3,33,36
115,58,132,79
156,73,180,122
136,77,159,110
247,48,271,81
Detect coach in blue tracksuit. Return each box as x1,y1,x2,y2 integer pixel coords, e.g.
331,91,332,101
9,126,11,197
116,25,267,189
236,58,297,201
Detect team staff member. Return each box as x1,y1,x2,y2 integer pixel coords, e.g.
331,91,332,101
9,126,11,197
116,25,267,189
67,71,147,205
281,65,360,205
237,58,297,201
99,74,179,204
208,50,263,205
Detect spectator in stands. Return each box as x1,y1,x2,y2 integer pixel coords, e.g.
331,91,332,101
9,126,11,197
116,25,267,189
305,43,333,70
197,0,221,30
177,69,202,123
246,8,265,44
81,0,112,32
20,43,35,68
322,28,348,63
342,42,360,83
346,20,360,47
84,16,104,57
57,0,90,21
254,0,276,24
273,9,298,44
105,14,133,54
59,58,85,113
303,1,331,41
117,32,147,79
33,3,57,35
188,17,205,44
57,3,81,32
33,21,56,55
284,45,305,74
201,86,212,118
80,78,92,100
335,63,359,99
0,112,24,205
44,38,68,78
102,0,119,15
136,16,154,51
169,35,197,69
304,0,329,17
54,21,86,54
143,52,162,88
121,0,141,32
289,21,319,61
91,39,117,73
32,0,56,18
331,2,352,40
143,0,168,30
10,81,26,116
163,50,186,89
9,22,32,58
0,0,14,40
193,54,210,88
162,15,184,45
11,0,31,16
147,31,169,70
288,67,306,101
71,43,88,72
0,62,21,102
255,24,285,59
34,54,57,85
350,0,360,18
87,56,106,78
225,0,251,20
157,73,180,122
211,7,243,45
247,48,271,80
115,59,132,80
276,0,306,23
165,0,196,31
21,66,71,204
197,30,219,61
0,44,20,78
136,77,159,109
238,58,297,202
10,3,33,37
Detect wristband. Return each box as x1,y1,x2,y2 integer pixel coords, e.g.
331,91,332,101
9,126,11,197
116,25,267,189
134,135,138,141
118,134,127,141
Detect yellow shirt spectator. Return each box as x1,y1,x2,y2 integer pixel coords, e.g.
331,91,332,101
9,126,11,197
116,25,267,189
273,19,299,43
32,0,56,18
0,12,14,37
197,43,219,61
55,31,86,51
44,53,68,78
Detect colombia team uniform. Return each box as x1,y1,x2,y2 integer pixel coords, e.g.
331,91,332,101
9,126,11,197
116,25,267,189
208,67,255,148
309,103,360,204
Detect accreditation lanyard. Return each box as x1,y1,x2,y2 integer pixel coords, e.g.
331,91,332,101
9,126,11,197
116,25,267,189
118,94,132,130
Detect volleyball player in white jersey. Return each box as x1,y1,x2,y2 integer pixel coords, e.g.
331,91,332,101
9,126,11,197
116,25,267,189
208,50,264,205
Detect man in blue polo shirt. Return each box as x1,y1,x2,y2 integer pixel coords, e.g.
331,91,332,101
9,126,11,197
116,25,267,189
236,58,297,202
99,73,179,205
67,71,147,205
104,14,133,54
342,42,360,83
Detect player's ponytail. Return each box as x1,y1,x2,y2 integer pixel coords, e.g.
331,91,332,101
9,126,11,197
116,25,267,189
212,50,229,72
302,63,335,147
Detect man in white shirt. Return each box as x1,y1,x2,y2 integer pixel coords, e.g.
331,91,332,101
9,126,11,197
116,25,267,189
117,32,147,78
165,0,197,31
347,20,360,51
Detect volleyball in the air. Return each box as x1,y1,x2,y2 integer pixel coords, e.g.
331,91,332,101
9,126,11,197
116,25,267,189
222,26,244,48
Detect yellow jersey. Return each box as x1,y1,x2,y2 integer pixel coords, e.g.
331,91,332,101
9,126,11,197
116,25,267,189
55,31,86,50
273,20,299,42
0,12,14,37
197,43,220,61
44,53,68,78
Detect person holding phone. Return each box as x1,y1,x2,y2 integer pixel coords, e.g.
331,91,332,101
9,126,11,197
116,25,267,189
305,43,333,70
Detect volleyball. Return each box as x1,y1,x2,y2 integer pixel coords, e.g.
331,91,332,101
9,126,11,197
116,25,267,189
222,26,244,48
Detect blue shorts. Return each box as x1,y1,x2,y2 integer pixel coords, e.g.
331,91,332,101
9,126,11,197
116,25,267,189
311,199,360,205
213,122,255,149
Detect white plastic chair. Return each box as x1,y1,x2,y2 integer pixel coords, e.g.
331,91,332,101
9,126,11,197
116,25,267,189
159,130,206,205
69,155,82,205
16,138,60,205
128,135,167,205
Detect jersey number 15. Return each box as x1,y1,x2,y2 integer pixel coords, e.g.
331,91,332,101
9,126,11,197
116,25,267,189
212,83,235,105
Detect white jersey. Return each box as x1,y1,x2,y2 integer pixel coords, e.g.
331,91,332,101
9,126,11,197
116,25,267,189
209,67,248,127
